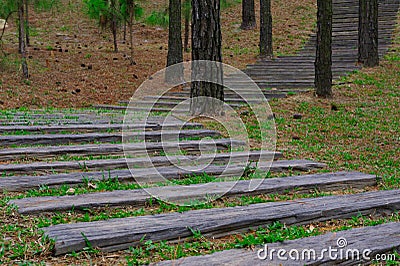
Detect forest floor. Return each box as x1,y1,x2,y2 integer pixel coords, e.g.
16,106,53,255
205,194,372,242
0,0,399,265
0,0,316,109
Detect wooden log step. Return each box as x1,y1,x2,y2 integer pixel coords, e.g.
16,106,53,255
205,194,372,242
165,92,287,100
93,104,187,112
43,189,400,255
0,129,220,147
242,70,352,76
129,96,276,104
179,87,289,95
251,57,358,63
0,120,122,126
0,116,176,127
0,112,122,120
130,100,244,109
0,150,281,176
0,122,202,134
245,64,358,70
0,155,307,192
156,222,400,266
179,88,310,94
12,171,377,215
0,138,243,161
94,104,251,113
94,104,245,113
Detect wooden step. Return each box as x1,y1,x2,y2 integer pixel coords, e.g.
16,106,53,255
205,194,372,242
0,122,202,134
10,171,373,214
0,139,243,161
0,115,177,127
1,157,329,193
156,222,400,265
0,150,282,176
43,189,400,255
0,129,221,147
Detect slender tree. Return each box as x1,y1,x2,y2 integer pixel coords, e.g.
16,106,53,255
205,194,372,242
315,0,333,98
126,0,135,64
241,0,256,30
358,0,379,67
166,0,183,82
190,0,224,115
18,0,29,79
183,0,190,52
260,0,273,58
84,0,121,53
110,0,118,52
25,0,30,46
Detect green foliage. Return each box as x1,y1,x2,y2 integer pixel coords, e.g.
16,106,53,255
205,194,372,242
220,0,242,9
145,10,169,27
235,222,320,248
83,0,109,21
182,0,191,18
119,0,144,21
83,0,143,27
0,54,20,72
0,0,18,19
32,0,60,12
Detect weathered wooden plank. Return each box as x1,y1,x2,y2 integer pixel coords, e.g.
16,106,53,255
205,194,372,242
155,222,400,266
0,150,282,176
130,101,244,108
43,189,400,255
0,122,202,134
0,129,220,147
0,139,243,161
0,158,322,192
11,171,375,214
0,116,192,128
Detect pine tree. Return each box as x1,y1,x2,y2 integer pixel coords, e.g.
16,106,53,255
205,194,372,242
241,0,256,30
358,0,379,67
315,0,333,98
260,0,273,58
190,0,224,116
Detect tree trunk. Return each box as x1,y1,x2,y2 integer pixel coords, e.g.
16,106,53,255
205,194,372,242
110,0,118,52
25,0,30,46
358,0,379,67
315,0,333,98
241,0,256,30
183,0,191,53
127,0,135,64
18,0,29,79
260,0,273,58
166,0,183,82
123,21,126,42
190,0,224,116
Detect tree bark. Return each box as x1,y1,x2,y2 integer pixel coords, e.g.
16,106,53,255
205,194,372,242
315,0,332,98
110,0,118,52
123,21,126,42
190,0,224,116
25,0,30,46
183,0,190,52
241,0,256,30
260,0,273,58
127,0,135,65
18,0,29,79
358,0,379,67
166,0,183,82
